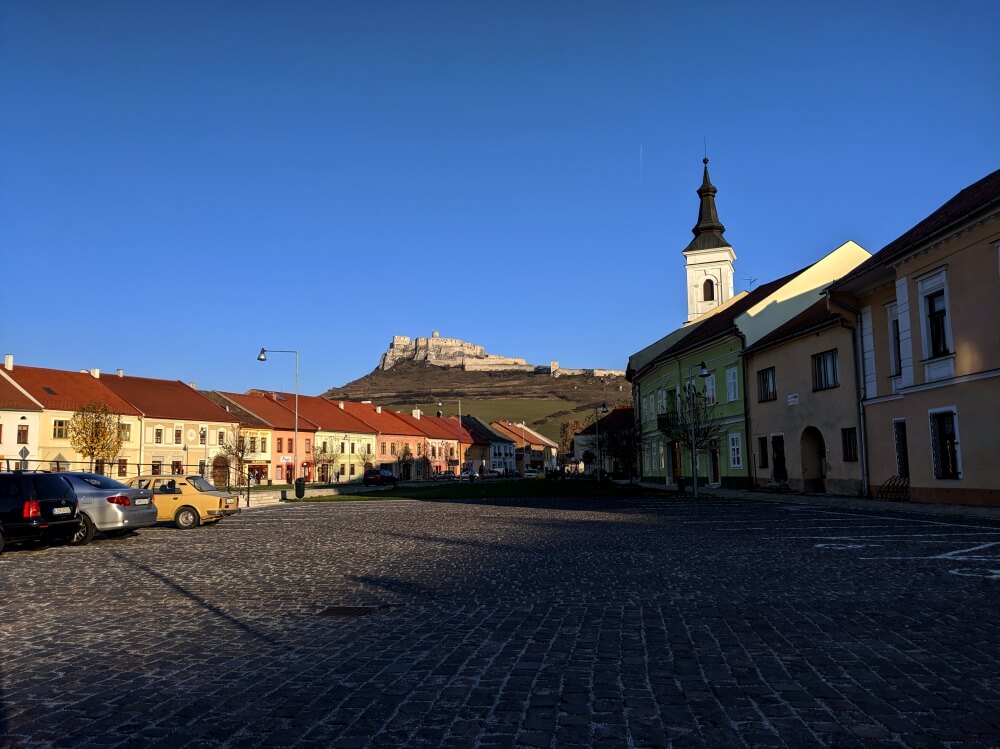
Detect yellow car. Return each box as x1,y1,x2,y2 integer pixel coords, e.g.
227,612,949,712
126,475,241,529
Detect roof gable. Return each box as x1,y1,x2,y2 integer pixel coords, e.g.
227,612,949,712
2,365,142,415
99,374,234,421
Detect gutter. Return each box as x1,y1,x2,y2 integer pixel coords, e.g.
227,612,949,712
827,293,871,497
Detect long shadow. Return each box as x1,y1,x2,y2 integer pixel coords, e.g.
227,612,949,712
109,550,277,644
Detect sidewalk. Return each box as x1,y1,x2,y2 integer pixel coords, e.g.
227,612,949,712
239,482,391,509
632,480,1000,522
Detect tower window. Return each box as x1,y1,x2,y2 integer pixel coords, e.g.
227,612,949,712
703,279,715,301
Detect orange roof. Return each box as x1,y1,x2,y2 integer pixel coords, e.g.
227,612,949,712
425,414,474,444
0,374,42,411
249,392,376,435
1,365,141,415
337,400,426,437
218,391,320,431
99,373,235,421
391,409,457,440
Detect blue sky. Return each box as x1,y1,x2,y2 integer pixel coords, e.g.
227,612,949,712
2,1,997,396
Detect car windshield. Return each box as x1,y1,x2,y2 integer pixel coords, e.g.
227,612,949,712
75,474,128,490
186,476,217,492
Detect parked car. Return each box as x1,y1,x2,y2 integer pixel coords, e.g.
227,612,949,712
125,475,240,529
59,472,158,545
0,472,81,554
459,470,479,481
363,468,398,487
523,469,541,478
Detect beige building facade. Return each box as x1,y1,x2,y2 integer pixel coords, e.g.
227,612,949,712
831,169,1000,506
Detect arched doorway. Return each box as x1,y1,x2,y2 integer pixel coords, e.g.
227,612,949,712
212,456,230,489
800,427,826,493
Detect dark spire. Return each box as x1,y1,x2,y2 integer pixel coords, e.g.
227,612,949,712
684,157,729,252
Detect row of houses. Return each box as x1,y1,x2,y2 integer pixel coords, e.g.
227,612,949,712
624,161,999,507
0,358,559,483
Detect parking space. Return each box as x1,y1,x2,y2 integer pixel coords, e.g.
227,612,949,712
1,494,999,748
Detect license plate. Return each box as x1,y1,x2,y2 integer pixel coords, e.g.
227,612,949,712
135,498,150,505
52,506,71,515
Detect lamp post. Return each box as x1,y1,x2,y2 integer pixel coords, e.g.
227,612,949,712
258,348,298,487
595,402,608,479
689,361,710,498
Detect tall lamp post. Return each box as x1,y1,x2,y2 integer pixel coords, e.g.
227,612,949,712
595,402,608,479
689,361,710,498
258,348,298,486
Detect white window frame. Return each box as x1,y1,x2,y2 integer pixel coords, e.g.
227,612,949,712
704,373,716,405
928,406,962,480
728,433,743,469
916,268,955,381
726,366,738,402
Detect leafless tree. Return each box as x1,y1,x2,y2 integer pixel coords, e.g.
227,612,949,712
656,387,727,477
216,429,252,488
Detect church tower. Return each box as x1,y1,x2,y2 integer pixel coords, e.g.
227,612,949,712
682,158,736,323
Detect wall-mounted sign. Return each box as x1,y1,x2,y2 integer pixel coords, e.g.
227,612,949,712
787,394,800,406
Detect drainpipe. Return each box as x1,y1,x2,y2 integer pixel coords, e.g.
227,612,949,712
738,331,755,491
828,291,870,497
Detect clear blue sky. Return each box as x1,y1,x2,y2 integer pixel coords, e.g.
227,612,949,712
2,1,997,396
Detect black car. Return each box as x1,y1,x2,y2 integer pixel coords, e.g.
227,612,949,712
0,472,82,554
362,468,398,487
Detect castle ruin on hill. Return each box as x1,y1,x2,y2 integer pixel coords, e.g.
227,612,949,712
378,331,625,378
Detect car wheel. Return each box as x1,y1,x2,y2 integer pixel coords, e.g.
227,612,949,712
175,506,200,530
70,514,96,546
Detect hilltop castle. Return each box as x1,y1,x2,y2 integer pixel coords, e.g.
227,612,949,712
378,331,625,378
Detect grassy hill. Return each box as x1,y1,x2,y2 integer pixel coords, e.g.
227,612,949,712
321,361,631,444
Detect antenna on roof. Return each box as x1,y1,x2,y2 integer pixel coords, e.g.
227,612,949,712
744,277,757,291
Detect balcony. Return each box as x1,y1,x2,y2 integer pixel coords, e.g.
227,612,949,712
656,412,680,432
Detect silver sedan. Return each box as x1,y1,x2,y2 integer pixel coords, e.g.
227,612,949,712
60,472,158,545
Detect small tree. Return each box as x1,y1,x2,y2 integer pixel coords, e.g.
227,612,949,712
656,387,726,484
396,443,413,479
216,429,252,488
560,417,588,456
69,401,124,473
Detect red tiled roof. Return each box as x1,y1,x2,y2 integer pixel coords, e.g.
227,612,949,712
745,299,843,353
423,415,474,444
217,392,319,431
834,168,1000,288
249,392,376,434
200,391,271,428
391,410,456,440
338,401,426,437
0,374,42,411
2,365,141,415
99,374,234,421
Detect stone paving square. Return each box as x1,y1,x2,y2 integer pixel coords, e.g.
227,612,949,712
1,494,999,748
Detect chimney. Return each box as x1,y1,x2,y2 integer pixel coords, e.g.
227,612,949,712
412,408,421,419
116,368,124,377
187,382,196,389
90,368,100,379
376,406,382,414
3,354,12,371
436,410,443,417
339,401,345,409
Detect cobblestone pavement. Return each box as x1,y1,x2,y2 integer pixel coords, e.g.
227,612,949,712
2,494,999,748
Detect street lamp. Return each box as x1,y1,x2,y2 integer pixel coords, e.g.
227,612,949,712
690,361,710,498
595,402,608,479
258,347,298,486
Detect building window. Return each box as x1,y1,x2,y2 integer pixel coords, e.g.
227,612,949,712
218,430,224,446
726,367,738,402
350,464,356,476
277,437,283,452
198,460,206,477
729,433,742,469
893,419,910,478
929,409,961,480
52,419,69,439
174,429,182,444
757,368,776,402
351,442,356,454
841,428,858,462
305,439,311,454
238,436,245,452
151,461,162,475
391,443,397,455
260,437,267,453
381,443,386,455
94,459,104,475
703,279,715,301
887,302,902,376
449,447,455,458
120,423,132,442
118,459,128,477
757,437,768,469
704,373,716,405
198,428,206,445
171,461,183,475
812,350,839,391
926,290,949,357
155,428,163,444
17,424,28,444
339,463,346,476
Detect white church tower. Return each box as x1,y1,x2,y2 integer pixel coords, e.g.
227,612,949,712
682,158,735,323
